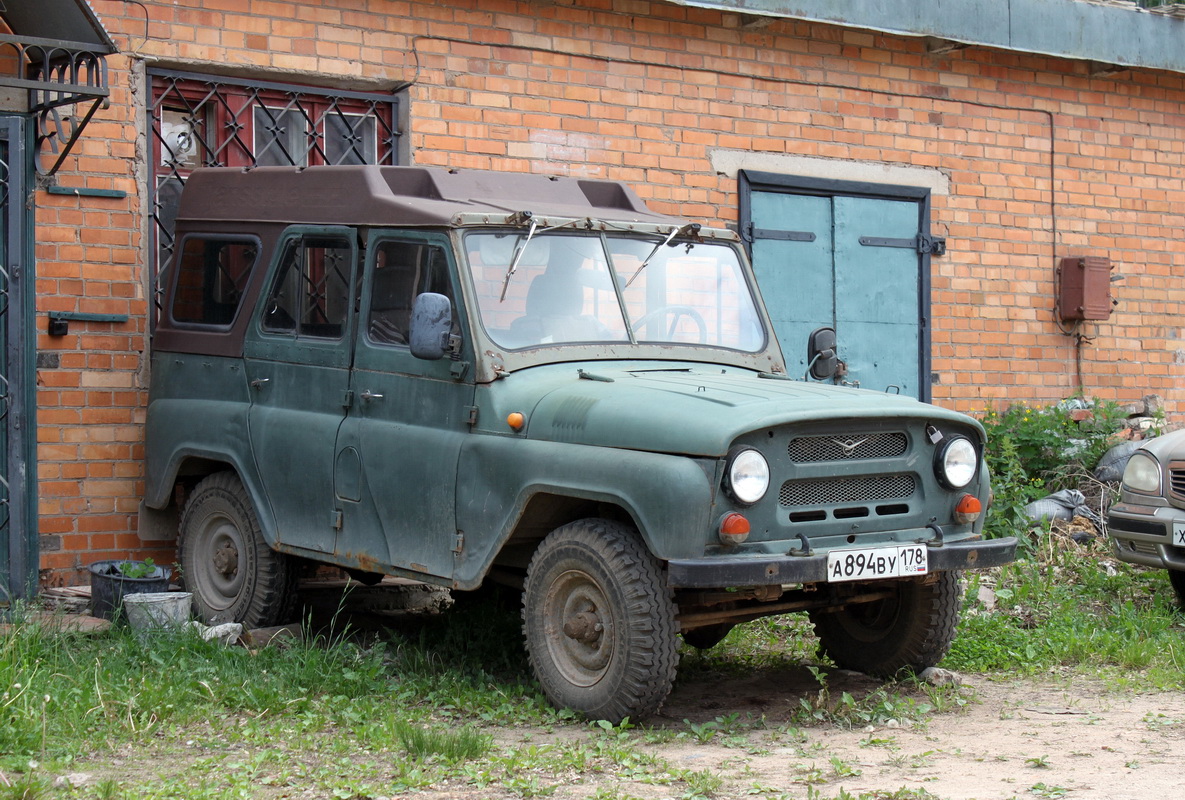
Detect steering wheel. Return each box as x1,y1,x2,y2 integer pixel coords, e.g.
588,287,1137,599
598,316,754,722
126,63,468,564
632,305,708,344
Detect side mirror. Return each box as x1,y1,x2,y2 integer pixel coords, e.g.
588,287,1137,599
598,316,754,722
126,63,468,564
409,292,453,360
806,326,838,381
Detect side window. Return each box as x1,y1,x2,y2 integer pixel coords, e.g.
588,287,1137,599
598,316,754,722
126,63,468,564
366,240,455,347
262,234,354,339
171,236,259,327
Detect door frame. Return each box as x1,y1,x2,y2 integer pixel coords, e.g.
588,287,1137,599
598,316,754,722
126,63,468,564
738,170,936,402
1,115,35,605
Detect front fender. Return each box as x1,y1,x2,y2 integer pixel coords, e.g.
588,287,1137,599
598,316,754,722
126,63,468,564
454,436,716,587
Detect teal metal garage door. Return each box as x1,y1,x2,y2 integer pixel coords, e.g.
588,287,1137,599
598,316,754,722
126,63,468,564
740,172,942,401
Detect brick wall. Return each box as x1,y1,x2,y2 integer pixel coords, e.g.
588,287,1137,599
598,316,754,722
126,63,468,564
34,0,1185,582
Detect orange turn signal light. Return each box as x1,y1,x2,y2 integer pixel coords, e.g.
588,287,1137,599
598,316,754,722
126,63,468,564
507,412,525,431
719,512,750,545
954,494,982,524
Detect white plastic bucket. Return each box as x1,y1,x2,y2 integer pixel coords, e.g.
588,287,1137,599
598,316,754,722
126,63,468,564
122,591,192,635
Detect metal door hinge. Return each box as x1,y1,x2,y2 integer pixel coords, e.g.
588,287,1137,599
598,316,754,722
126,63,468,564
743,221,817,244
918,234,946,256
858,234,946,256
452,532,465,554
342,390,353,409
331,509,343,530
466,406,479,425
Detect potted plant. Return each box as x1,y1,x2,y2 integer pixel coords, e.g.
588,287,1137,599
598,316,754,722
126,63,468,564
88,558,172,620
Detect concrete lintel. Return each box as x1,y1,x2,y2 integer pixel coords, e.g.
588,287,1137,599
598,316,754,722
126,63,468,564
710,150,951,196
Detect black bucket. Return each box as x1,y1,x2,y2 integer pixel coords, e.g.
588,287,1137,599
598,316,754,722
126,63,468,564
88,560,172,621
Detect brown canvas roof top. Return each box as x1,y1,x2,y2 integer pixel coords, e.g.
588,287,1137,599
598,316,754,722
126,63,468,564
176,166,684,228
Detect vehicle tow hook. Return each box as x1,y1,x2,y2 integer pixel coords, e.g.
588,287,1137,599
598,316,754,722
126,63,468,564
788,533,813,557
926,522,945,547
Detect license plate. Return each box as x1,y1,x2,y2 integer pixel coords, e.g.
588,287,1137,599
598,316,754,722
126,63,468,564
827,544,928,583
1174,522,1185,547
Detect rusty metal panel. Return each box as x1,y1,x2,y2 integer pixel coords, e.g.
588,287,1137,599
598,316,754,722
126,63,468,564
1059,256,1113,321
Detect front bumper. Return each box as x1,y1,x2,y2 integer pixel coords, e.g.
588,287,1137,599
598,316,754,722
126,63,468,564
666,535,1017,588
1107,503,1185,570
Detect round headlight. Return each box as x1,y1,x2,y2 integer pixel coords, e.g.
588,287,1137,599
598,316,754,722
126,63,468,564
727,448,770,505
1121,451,1161,494
936,436,978,490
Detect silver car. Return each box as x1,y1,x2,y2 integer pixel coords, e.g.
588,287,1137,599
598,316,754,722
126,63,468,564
1107,428,1185,605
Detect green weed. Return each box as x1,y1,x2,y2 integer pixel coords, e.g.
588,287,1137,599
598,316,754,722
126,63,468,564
391,721,492,763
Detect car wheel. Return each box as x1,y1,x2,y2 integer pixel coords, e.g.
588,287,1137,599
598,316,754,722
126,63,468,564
180,471,296,628
1169,569,1185,610
809,571,961,677
522,518,679,723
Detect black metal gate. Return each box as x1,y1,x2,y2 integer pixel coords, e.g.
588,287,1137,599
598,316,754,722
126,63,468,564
0,116,33,607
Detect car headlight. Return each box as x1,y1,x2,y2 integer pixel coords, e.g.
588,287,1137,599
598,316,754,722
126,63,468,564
935,436,978,490
725,448,770,505
1121,451,1161,494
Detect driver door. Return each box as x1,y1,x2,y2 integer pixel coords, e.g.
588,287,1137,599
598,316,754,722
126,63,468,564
332,231,475,579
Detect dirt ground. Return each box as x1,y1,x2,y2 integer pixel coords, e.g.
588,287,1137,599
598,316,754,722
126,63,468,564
46,584,1184,799
424,666,1185,800
660,668,1183,800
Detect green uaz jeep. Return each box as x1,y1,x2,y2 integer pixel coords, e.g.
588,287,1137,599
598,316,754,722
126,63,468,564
141,165,1016,722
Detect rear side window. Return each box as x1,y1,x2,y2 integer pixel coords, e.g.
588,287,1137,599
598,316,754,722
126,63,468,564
171,236,260,326
261,234,354,339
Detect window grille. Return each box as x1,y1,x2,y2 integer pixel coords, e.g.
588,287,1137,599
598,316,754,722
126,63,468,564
148,69,401,319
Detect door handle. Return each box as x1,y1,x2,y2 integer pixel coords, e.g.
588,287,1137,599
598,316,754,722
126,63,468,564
250,378,270,389
360,390,384,401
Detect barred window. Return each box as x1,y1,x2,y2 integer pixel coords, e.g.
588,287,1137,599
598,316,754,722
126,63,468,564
149,69,401,321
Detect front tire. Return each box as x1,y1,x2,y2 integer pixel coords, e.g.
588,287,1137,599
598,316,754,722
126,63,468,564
1169,569,1185,610
809,571,961,677
180,472,296,628
522,519,679,723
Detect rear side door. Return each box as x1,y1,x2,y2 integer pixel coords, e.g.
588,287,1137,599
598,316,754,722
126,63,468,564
332,231,474,579
243,226,359,557
741,173,940,400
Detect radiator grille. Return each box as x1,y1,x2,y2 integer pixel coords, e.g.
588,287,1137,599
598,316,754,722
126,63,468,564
779,474,916,507
788,432,907,463
1170,468,1185,500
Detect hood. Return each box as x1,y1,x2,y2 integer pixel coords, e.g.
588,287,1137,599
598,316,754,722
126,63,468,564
482,362,981,457
1137,427,1185,463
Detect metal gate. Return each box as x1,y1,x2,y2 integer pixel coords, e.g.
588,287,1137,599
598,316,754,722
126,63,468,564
0,116,33,607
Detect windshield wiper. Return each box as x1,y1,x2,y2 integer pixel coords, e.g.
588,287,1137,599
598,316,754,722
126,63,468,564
499,216,539,302
624,223,701,288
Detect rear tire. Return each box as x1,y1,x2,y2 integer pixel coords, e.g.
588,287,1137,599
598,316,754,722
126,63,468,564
180,472,296,628
522,518,679,723
809,571,961,677
682,623,734,650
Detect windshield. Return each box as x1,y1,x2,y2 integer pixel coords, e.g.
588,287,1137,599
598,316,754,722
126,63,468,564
464,230,765,352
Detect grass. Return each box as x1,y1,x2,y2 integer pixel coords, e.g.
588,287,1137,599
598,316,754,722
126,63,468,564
1,525,1182,798
945,528,1185,685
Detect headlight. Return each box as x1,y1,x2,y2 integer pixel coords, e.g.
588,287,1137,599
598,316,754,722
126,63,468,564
1121,451,1161,494
935,436,978,490
726,448,770,505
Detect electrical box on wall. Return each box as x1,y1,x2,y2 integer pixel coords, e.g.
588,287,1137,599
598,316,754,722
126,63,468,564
1058,256,1113,321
